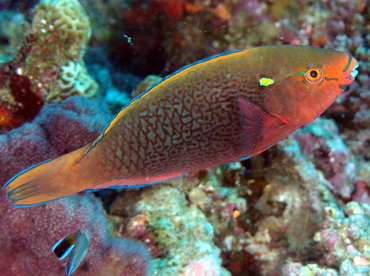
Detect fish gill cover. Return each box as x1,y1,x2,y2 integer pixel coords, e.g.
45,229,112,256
0,0,369,276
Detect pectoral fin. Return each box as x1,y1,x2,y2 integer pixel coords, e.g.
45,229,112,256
236,96,284,154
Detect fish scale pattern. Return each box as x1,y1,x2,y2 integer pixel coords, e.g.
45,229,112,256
3,45,359,206
92,63,245,181
82,46,357,188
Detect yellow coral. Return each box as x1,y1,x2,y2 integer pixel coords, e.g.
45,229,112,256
19,0,98,103
34,0,91,60
46,60,98,103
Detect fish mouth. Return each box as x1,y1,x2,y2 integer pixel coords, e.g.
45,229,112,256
339,55,359,89
349,60,359,79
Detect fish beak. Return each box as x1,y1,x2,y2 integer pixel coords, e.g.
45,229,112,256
339,56,358,89
350,61,359,79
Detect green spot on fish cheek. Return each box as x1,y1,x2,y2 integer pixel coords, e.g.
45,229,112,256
259,77,275,86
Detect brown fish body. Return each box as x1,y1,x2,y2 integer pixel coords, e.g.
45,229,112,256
85,49,290,185
3,45,358,206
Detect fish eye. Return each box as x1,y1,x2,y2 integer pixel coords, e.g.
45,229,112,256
305,68,323,83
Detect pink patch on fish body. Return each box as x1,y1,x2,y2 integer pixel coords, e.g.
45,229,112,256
3,45,358,206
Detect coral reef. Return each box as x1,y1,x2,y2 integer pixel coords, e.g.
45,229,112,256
0,0,98,133
77,0,369,77
23,0,97,102
1,0,370,275
50,60,98,103
35,0,91,59
106,117,370,276
0,95,112,179
293,119,355,200
0,192,151,276
110,184,231,275
0,95,151,275
282,202,370,276
313,202,370,275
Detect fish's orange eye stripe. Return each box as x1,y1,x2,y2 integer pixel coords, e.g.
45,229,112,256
304,68,323,83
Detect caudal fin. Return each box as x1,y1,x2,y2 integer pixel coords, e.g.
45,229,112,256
3,148,87,207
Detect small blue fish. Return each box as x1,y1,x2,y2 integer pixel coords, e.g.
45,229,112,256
52,230,89,275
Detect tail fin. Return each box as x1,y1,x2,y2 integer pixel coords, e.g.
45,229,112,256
3,147,87,207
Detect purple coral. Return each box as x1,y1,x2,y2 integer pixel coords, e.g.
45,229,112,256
0,96,151,275
293,119,355,199
0,191,151,276
0,95,112,181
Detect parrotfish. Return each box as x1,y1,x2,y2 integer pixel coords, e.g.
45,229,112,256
52,230,89,275
3,45,358,206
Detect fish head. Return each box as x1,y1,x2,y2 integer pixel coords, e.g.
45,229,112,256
263,46,358,126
